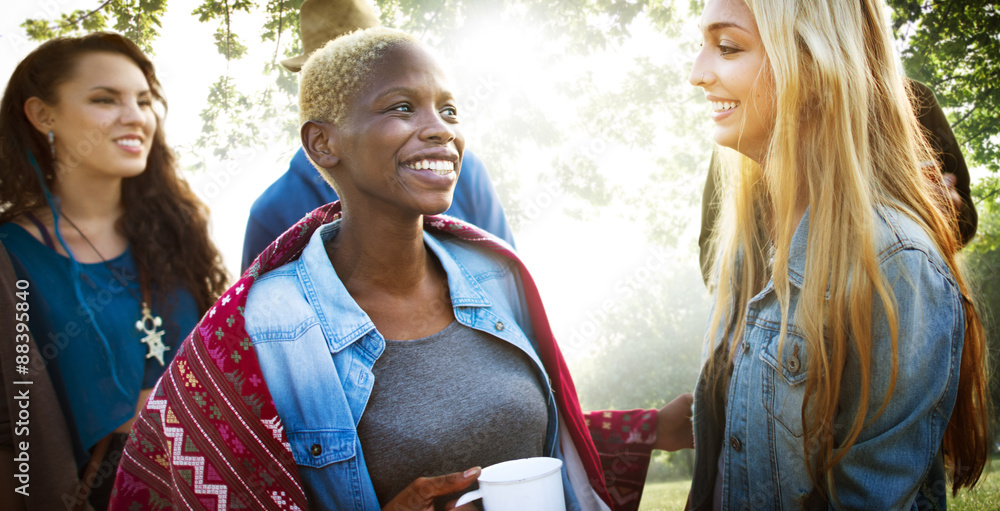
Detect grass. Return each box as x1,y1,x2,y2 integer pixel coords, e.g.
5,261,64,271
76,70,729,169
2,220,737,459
637,479,690,511
951,459,1000,511
637,457,1000,511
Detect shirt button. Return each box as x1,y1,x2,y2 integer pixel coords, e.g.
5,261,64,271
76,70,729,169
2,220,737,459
742,341,750,354
310,444,322,456
729,436,742,452
495,321,505,331
786,354,801,374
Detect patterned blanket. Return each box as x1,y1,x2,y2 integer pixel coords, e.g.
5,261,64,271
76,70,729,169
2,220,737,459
110,203,628,510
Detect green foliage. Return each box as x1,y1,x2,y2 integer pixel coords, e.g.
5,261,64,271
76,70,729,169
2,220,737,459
17,0,704,180
888,0,1000,189
21,0,167,54
261,0,305,45
193,0,256,22
573,266,709,412
964,209,1000,439
373,0,681,52
19,0,301,160
644,450,694,482
212,26,249,59
191,75,298,164
637,478,693,510
193,0,255,59
888,4,999,432
971,176,1000,252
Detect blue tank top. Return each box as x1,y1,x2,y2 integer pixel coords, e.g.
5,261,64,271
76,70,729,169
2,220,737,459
0,222,199,466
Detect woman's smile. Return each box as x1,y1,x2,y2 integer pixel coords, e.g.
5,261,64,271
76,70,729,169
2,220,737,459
113,134,146,155
707,95,741,122
400,157,458,186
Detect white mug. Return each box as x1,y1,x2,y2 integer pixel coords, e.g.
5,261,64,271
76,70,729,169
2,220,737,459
454,457,565,511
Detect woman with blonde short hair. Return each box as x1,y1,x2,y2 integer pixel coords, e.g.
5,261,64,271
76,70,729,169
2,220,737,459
110,27,698,511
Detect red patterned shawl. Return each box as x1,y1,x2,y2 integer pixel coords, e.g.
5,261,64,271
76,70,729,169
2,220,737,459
110,202,616,510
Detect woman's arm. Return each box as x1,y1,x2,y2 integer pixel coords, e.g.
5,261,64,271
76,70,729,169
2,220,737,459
829,248,963,510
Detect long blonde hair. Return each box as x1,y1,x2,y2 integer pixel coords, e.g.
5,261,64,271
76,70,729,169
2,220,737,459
705,0,989,496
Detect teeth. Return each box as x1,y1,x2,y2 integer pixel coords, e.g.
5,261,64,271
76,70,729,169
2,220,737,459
116,138,142,147
711,101,739,112
406,159,454,174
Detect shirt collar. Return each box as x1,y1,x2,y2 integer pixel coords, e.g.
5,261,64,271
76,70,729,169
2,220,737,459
296,220,491,353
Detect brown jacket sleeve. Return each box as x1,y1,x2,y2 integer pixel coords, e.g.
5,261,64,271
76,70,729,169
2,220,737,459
908,79,978,245
0,242,87,511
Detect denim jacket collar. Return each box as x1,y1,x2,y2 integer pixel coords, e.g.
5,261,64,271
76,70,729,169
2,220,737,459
296,220,492,354
785,208,810,290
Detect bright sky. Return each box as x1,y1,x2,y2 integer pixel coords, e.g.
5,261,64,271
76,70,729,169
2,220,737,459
0,0,714,362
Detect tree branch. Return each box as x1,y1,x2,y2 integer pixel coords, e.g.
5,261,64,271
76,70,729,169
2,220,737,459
272,0,284,66
51,0,114,30
973,185,999,204
950,108,975,129
225,0,232,61
931,73,968,88
224,0,231,109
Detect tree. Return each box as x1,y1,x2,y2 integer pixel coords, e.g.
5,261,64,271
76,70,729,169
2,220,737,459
887,0,1000,437
571,261,709,481
887,0,1000,213
573,264,708,412
963,208,1000,447
19,0,686,162
22,0,168,54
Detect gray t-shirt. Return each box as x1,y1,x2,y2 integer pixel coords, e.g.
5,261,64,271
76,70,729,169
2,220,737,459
357,321,549,506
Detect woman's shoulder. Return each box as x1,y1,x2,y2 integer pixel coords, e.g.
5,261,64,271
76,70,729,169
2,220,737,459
0,219,51,257
873,206,951,271
873,206,961,305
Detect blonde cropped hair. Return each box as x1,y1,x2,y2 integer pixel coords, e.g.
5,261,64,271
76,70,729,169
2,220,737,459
299,27,419,126
705,0,989,499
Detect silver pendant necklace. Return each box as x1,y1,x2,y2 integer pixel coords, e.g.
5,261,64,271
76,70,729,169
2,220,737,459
63,215,169,366
135,302,169,366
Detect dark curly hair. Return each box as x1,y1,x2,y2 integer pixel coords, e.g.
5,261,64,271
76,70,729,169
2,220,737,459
0,32,228,313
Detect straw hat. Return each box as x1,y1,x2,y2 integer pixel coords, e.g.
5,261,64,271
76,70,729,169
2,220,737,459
281,0,380,72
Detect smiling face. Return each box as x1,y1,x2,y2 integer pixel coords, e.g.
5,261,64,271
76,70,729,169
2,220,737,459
690,0,774,162
329,42,464,218
45,52,156,181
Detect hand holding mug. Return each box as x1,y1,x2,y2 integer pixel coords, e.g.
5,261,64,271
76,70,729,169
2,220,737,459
382,467,481,511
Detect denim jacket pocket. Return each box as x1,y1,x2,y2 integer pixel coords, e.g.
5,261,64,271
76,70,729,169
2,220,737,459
760,328,810,438
288,429,357,468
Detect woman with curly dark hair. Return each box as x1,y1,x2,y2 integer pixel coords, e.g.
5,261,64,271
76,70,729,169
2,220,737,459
0,32,228,510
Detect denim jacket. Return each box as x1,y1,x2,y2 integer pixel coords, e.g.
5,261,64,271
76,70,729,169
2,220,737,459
690,207,964,510
243,221,597,511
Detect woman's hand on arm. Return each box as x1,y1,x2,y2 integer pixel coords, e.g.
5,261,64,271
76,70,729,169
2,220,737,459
382,467,481,511
653,393,694,451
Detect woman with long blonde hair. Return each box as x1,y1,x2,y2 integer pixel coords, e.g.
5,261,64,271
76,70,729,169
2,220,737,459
688,0,990,508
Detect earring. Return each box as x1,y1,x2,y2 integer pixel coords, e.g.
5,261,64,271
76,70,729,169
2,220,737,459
48,130,55,159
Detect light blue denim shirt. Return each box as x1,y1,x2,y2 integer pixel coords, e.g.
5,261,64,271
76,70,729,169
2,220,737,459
243,221,584,511
691,206,964,510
